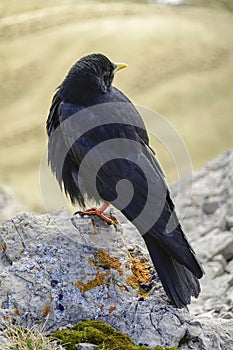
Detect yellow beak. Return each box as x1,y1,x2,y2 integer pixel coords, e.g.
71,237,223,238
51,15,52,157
114,63,128,73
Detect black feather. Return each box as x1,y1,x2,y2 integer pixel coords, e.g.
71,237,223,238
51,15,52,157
46,53,204,308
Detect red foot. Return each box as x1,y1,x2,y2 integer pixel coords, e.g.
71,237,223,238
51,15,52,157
76,203,118,226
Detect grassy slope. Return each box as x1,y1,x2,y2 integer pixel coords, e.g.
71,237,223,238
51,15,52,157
0,1,232,211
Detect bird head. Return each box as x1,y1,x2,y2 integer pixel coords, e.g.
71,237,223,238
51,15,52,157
59,53,127,104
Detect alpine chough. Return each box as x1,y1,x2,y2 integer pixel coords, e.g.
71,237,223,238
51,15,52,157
46,53,204,308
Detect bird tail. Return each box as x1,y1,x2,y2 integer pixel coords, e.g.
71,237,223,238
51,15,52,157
98,153,203,307
143,231,201,308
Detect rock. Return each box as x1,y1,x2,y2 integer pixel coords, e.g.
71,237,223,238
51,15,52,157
0,330,9,346
171,150,233,319
77,344,97,350
0,150,233,349
226,259,233,274
226,215,233,229
0,210,147,330
0,210,232,349
104,298,188,347
191,229,233,261
0,185,25,224
181,317,233,350
202,200,219,215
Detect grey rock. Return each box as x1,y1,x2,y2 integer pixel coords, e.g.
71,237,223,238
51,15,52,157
0,331,9,346
171,150,233,322
226,216,233,228
104,298,189,347
0,210,143,331
51,340,67,350
76,343,97,350
105,299,233,349
203,200,219,215
0,150,233,349
181,317,233,350
221,312,233,319
0,209,231,349
226,259,233,274
192,229,233,261
212,254,227,270
226,286,233,304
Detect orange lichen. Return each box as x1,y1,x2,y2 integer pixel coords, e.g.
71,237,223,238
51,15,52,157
75,249,123,293
96,302,104,311
119,285,126,292
75,270,110,293
106,277,112,288
124,262,131,269
88,257,94,266
97,249,123,276
126,252,151,290
108,306,117,314
14,309,20,316
42,304,51,317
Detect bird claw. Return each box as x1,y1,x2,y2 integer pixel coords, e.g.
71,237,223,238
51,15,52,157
108,213,119,226
74,208,118,226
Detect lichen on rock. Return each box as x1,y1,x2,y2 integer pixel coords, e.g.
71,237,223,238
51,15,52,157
97,249,123,276
1,151,233,349
126,251,151,293
74,247,126,293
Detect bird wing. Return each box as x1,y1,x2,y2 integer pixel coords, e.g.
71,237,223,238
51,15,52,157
58,97,170,215
58,97,148,174
47,91,87,205
47,91,203,306
50,95,165,208
48,92,200,266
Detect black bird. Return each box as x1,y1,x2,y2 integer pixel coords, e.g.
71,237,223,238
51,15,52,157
46,53,203,308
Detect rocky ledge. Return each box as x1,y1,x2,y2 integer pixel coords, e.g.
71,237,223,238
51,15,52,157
0,150,233,349
172,150,233,320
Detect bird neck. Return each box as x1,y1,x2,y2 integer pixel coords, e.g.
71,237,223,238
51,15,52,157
59,75,108,106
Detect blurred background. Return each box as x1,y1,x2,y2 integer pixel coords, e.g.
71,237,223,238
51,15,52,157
0,0,232,215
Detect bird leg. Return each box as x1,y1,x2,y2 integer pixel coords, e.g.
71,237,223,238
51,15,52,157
76,203,118,225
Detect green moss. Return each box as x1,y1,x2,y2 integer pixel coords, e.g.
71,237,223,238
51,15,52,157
100,331,134,350
72,319,115,336
53,327,104,349
52,329,83,350
52,320,180,350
